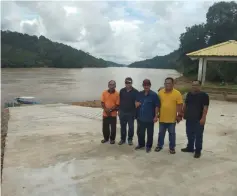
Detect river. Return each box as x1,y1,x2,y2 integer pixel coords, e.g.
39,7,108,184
1,68,180,104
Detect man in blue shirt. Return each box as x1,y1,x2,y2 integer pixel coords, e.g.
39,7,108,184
135,79,160,153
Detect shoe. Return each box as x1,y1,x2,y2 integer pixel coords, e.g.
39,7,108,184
118,140,125,145
101,139,108,143
128,140,133,145
154,146,162,152
169,148,176,154
181,147,194,153
146,148,151,153
135,145,145,150
110,140,115,144
194,152,201,158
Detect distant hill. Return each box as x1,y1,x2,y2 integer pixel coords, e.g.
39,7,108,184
128,1,237,83
128,49,181,70
1,30,121,68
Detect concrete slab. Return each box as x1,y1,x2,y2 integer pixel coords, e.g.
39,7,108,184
2,101,237,196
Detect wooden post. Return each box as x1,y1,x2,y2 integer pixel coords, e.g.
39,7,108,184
198,58,203,81
201,58,207,85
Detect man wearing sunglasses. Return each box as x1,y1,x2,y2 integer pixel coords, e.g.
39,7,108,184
118,77,138,145
181,80,209,158
135,79,160,153
101,80,120,144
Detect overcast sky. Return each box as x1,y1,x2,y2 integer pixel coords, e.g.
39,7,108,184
1,0,219,64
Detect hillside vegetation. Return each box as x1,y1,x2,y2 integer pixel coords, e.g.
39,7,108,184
1,31,123,68
129,1,237,83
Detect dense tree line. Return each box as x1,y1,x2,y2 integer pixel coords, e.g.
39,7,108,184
1,31,123,68
129,1,237,83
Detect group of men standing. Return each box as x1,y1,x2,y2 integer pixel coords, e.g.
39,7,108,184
100,77,209,158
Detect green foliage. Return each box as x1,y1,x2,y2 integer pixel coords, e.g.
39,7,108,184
129,49,181,69
1,31,123,68
128,1,237,83
176,86,191,95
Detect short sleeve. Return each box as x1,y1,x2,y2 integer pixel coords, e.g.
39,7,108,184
203,93,209,106
176,91,183,104
154,94,161,108
116,92,120,105
185,92,190,104
101,91,105,102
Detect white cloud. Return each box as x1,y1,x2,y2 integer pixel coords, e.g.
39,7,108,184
1,1,216,64
63,6,78,16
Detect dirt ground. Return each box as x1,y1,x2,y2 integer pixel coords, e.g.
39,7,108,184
72,100,101,108
1,108,9,179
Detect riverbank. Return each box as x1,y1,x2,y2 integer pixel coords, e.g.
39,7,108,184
71,76,237,107
1,109,9,179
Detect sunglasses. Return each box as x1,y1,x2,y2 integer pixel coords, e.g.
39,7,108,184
125,81,132,84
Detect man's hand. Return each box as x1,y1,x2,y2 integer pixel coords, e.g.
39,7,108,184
135,101,141,108
153,115,158,123
200,117,206,125
176,113,183,124
176,116,182,123
104,108,111,116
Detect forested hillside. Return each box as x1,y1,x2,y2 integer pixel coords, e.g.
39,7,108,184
1,31,123,68
129,1,237,83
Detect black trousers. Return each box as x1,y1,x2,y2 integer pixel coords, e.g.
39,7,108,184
102,116,117,141
137,120,154,148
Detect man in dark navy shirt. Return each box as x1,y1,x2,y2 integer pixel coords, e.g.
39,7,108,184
118,77,138,145
135,79,160,153
182,80,209,158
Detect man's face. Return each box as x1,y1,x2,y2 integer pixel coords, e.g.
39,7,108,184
125,80,132,88
192,81,201,92
143,84,151,91
108,81,116,90
164,79,173,91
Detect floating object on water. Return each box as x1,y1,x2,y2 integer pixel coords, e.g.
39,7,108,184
15,96,40,104
4,97,40,108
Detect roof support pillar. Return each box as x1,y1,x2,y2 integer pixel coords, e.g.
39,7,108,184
198,58,204,81
201,58,207,85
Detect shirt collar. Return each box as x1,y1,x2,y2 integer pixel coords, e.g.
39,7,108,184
142,90,150,96
164,88,174,93
108,89,115,94
125,87,133,92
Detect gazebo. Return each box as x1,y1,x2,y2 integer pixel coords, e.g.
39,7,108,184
186,40,237,85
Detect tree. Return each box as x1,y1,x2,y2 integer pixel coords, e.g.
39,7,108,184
1,30,121,68
206,1,237,45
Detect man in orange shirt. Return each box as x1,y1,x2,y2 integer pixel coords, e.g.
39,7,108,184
101,80,120,144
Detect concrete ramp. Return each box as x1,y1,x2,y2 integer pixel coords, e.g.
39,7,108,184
2,102,237,196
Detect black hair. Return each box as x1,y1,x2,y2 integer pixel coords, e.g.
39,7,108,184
192,80,201,85
165,77,174,83
125,77,132,82
108,80,116,85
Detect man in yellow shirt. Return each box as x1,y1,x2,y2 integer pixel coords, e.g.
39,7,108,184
155,77,183,154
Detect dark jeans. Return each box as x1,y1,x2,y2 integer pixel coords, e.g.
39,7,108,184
119,112,134,141
158,123,176,149
137,120,154,148
102,116,117,141
186,120,204,153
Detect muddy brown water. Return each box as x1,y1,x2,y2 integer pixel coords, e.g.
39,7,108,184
1,67,180,104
